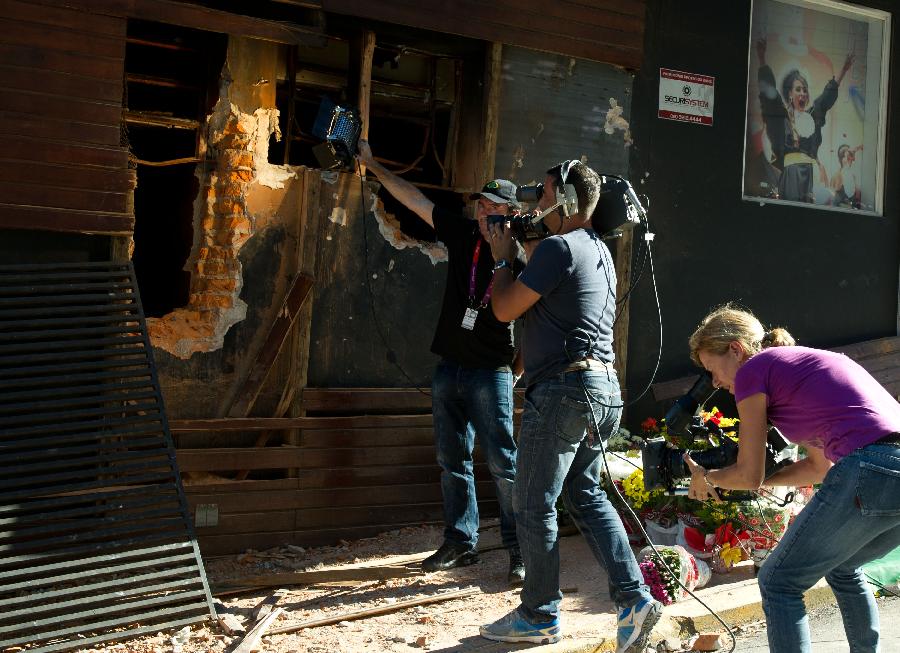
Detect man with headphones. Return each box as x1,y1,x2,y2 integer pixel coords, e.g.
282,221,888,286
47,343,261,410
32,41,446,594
479,160,661,652
356,140,527,586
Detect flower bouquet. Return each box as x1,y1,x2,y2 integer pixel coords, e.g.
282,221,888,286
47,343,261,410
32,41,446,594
637,544,710,605
735,500,791,568
709,522,751,573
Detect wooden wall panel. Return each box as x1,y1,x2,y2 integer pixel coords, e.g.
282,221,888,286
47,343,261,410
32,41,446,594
178,389,509,555
0,0,133,235
323,0,646,69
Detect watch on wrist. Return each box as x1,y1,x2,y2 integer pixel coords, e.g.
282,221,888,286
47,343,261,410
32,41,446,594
493,259,511,272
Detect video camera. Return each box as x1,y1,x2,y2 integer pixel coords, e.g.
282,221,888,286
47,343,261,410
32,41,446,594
641,373,795,499
311,98,362,170
489,171,645,242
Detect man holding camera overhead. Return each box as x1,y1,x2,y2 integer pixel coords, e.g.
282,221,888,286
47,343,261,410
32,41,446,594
479,160,660,652
356,140,526,585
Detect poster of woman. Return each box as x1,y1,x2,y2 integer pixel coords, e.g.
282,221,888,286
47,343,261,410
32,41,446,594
742,0,889,215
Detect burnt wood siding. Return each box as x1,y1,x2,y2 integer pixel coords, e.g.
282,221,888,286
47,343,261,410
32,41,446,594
323,0,646,69
0,0,134,235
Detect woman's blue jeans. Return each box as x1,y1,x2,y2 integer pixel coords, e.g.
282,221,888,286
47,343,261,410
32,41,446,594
758,443,900,652
514,369,651,622
431,359,518,551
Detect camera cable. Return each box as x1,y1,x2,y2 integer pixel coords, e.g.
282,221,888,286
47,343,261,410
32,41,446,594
574,221,663,410
579,374,738,653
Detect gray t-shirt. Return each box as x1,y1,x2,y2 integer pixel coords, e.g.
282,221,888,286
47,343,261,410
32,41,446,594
517,228,616,385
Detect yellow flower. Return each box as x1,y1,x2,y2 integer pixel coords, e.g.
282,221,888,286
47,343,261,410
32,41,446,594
719,542,743,568
621,469,663,509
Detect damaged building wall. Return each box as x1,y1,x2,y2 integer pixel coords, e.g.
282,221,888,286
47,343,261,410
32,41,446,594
148,34,449,417
304,174,447,388
147,36,304,418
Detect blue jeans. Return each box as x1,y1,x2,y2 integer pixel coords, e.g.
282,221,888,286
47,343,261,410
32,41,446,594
759,443,900,653
431,359,518,551
515,369,652,622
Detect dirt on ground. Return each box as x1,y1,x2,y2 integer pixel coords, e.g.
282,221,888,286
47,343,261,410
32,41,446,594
24,522,744,653
43,522,538,653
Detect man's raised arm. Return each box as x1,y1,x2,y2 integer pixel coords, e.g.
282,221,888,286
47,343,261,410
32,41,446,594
357,139,435,227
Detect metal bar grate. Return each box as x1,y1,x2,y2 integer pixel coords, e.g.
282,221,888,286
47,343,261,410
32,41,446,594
0,261,216,652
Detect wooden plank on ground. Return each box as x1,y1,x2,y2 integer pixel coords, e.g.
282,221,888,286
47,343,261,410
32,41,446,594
214,600,245,635
196,521,438,556
252,589,286,621
232,606,283,653
267,587,478,635
213,566,421,594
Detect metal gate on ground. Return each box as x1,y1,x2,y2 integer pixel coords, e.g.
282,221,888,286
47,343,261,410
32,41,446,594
0,261,215,652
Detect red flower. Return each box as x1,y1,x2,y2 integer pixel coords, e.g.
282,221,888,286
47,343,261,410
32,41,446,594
682,525,711,552
641,417,658,432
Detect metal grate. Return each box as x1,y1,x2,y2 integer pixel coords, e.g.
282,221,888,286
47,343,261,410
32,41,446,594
0,261,216,652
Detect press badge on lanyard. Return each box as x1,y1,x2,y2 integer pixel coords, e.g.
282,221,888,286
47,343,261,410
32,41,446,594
462,240,493,331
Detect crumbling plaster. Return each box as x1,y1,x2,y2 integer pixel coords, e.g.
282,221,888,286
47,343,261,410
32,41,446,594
147,38,297,359
146,36,445,361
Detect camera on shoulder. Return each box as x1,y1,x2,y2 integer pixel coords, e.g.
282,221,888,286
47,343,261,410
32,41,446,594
489,174,646,242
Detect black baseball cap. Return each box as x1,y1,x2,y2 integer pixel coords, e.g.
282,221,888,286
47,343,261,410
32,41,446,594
469,179,521,208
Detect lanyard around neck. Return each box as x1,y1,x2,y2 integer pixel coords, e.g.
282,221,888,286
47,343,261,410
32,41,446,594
468,240,494,308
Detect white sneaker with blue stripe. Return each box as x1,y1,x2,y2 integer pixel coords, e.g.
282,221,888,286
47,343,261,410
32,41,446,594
617,598,662,653
480,609,561,644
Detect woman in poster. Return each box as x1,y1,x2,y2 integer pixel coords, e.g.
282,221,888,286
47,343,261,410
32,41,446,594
831,143,863,208
756,37,854,203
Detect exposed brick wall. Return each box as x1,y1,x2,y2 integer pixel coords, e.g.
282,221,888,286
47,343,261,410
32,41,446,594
146,109,261,358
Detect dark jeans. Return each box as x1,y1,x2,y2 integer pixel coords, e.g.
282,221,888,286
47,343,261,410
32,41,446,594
515,369,651,622
758,443,900,652
431,359,518,550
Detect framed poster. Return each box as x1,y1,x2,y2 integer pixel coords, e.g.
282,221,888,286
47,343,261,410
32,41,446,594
742,0,890,214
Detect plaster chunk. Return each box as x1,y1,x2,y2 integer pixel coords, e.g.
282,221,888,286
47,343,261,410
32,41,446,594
328,206,348,226
366,190,447,264
604,97,633,146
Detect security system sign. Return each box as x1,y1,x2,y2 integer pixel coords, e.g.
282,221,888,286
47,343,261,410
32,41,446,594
658,68,715,126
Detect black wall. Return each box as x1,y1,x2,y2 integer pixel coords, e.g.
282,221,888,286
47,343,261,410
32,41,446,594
624,0,899,427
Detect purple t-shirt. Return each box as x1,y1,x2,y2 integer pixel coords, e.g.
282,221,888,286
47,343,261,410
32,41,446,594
734,346,900,462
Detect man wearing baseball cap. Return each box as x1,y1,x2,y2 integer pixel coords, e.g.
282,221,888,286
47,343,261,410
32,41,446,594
357,140,526,585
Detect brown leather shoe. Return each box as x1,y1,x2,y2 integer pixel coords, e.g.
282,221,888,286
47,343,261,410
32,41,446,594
421,541,479,572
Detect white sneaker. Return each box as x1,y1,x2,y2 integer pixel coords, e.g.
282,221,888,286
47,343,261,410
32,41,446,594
616,598,662,653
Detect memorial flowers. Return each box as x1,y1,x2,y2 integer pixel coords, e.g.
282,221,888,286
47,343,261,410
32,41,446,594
637,545,710,605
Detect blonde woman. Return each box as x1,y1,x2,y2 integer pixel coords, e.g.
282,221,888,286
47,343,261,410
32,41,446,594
683,304,900,653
